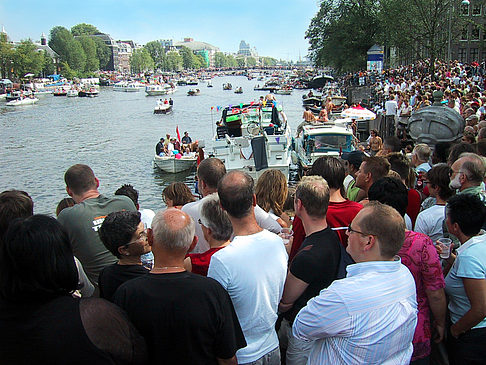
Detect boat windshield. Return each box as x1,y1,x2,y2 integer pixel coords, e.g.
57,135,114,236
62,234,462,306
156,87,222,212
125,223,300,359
309,134,352,151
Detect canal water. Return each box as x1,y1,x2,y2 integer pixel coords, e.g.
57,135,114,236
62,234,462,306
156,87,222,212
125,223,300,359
0,76,308,215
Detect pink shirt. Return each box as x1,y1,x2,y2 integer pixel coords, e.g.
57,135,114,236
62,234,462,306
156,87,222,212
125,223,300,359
398,231,445,361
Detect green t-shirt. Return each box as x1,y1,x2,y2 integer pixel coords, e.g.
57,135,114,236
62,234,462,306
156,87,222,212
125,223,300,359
58,194,137,286
346,179,360,202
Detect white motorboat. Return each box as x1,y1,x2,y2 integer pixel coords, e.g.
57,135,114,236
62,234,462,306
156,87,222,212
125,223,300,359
154,103,173,114
211,101,292,180
67,89,78,97
292,118,355,176
187,88,200,96
113,81,143,92
6,97,39,106
153,154,197,173
145,84,176,96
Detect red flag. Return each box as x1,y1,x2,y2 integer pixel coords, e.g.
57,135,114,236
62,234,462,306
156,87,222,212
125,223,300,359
176,126,181,142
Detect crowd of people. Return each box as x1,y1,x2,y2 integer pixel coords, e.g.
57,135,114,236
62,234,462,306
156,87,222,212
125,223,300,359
1,139,485,364
1,60,486,365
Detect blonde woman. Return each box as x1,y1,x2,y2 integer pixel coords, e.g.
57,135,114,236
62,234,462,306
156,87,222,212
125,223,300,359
255,169,291,227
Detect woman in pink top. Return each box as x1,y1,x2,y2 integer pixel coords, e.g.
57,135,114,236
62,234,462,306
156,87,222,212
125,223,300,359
368,177,446,363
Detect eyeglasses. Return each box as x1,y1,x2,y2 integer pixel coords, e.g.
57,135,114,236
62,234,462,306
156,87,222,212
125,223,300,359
347,223,373,237
125,230,148,247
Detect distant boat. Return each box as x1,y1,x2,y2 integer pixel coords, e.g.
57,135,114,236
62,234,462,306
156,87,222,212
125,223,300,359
78,85,99,97
145,84,176,96
187,88,200,96
6,96,39,106
207,81,213,88
187,78,199,86
67,89,78,97
234,87,243,94
223,83,232,90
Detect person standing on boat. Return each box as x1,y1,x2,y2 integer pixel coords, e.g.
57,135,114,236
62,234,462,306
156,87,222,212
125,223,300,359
169,98,173,106
155,138,165,156
182,131,192,145
317,106,329,122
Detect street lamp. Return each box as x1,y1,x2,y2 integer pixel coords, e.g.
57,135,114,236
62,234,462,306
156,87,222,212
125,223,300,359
447,0,471,62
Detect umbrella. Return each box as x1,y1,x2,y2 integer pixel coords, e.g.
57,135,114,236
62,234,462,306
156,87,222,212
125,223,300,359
24,73,34,77
341,105,376,120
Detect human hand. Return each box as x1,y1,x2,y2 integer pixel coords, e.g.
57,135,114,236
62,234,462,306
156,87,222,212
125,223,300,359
432,321,445,343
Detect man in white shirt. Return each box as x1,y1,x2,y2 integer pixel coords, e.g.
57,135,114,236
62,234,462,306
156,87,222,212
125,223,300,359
182,158,281,253
292,202,418,365
384,94,398,137
208,171,288,364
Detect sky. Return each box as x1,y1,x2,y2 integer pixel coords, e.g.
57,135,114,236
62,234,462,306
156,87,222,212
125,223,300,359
0,0,319,61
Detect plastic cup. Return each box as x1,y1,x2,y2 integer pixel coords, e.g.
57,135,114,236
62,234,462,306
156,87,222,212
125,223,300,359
437,238,453,259
279,228,293,245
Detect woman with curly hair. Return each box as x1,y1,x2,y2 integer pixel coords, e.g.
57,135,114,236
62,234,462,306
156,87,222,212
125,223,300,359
255,169,291,227
162,182,196,209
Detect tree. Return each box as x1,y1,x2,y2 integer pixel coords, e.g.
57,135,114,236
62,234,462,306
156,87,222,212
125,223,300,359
226,54,237,68
60,61,76,79
77,36,99,72
42,51,56,77
49,26,74,63
92,37,111,70
246,57,257,67
236,57,246,68
0,32,14,78
66,39,86,73
165,51,182,71
12,40,44,78
71,23,100,36
180,46,195,69
144,41,165,69
379,0,465,70
263,57,277,66
214,52,226,68
306,0,380,72
130,48,154,73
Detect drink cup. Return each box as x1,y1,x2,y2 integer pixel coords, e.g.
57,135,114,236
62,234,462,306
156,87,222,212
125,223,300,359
437,238,452,259
279,228,293,245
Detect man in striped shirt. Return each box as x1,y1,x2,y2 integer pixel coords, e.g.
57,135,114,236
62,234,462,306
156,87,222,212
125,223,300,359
293,202,418,364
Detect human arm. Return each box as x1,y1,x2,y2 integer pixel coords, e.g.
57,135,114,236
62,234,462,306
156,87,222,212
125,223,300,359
450,278,486,338
279,272,309,313
425,288,447,342
75,257,95,297
254,205,282,234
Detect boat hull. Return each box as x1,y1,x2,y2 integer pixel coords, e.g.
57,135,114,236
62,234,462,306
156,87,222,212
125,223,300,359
153,155,197,173
154,105,173,114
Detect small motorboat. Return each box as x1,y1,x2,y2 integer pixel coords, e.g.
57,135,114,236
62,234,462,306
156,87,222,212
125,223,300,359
187,88,200,96
234,87,243,94
6,97,39,106
153,154,197,173
67,89,78,97
154,103,173,114
223,83,232,90
207,81,213,88
78,86,99,97
53,89,67,96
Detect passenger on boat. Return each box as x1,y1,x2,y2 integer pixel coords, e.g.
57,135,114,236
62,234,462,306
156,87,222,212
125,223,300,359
156,138,165,156
303,106,316,123
182,131,192,145
163,99,168,104
317,106,329,122
169,98,173,106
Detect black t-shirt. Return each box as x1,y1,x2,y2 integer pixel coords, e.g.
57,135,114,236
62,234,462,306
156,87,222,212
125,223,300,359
113,272,246,364
284,227,341,322
156,141,164,155
99,264,149,302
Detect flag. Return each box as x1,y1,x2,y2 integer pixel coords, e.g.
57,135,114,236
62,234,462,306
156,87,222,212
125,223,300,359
176,126,181,142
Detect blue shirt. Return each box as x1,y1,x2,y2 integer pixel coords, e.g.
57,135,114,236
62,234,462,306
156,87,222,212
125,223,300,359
445,234,486,328
293,258,418,365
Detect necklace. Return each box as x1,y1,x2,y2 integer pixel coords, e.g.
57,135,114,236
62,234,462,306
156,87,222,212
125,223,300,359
151,266,185,272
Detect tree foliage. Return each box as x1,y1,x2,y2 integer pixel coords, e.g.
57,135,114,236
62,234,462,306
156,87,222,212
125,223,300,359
130,48,154,73
71,23,100,36
214,52,237,68
306,0,380,72
77,35,99,72
0,32,14,78
49,26,74,63
144,41,165,69
12,40,44,77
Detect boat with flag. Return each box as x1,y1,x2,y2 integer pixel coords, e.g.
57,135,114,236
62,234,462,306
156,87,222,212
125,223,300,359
153,127,198,173
211,100,292,180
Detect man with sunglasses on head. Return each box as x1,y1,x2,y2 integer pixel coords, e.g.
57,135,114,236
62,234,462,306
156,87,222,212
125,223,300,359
293,202,418,365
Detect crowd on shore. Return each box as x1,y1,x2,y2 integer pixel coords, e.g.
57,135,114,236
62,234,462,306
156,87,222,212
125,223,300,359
1,60,486,365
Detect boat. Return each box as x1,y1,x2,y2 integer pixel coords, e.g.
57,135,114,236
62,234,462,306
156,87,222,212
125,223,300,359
78,85,99,97
187,78,199,86
145,84,176,96
207,81,213,88
154,103,173,114
292,119,355,176
113,81,142,92
211,101,292,180
53,89,67,96
5,91,30,101
6,96,39,106
223,83,232,90
177,79,188,86
187,88,200,96
153,154,197,173
275,87,292,95
234,87,243,94
67,89,78,97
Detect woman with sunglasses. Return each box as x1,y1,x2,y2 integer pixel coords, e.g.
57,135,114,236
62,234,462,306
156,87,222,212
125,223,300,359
98,210,151,302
